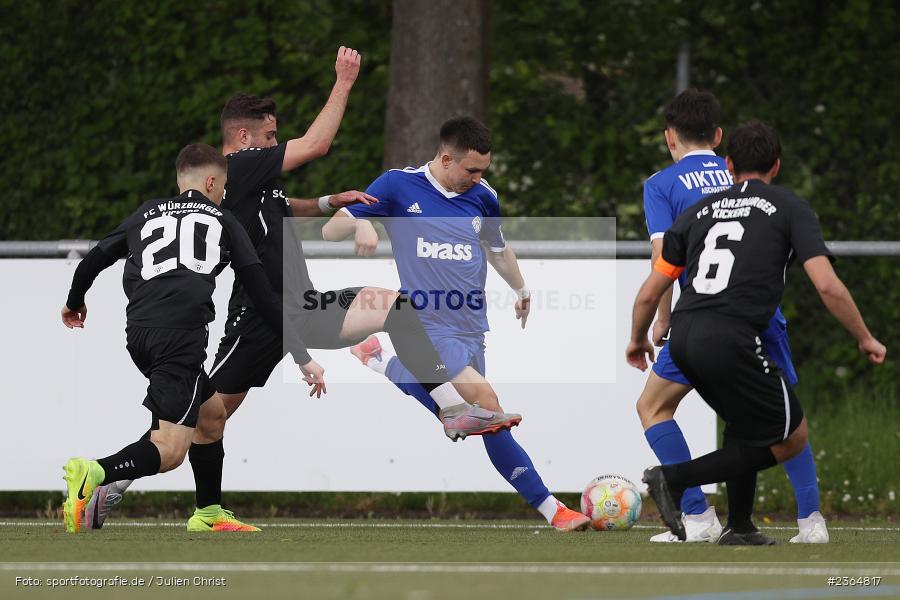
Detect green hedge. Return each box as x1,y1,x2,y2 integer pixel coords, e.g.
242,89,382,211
2,0,896,391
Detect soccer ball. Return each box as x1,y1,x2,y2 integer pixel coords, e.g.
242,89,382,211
580,475,642,531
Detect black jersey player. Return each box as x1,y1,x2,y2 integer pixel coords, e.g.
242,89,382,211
626,121,886,544
60,144,301,533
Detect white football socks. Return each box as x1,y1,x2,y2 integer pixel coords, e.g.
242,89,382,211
366,348,397,377
537,495,560,524
366,351,392,376
362,343,463,411
431,383,467,411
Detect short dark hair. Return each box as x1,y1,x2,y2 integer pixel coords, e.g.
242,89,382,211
726,120,782,175
175,143,227,175
439,116,492,156
664,89,721,144
221,93,277,137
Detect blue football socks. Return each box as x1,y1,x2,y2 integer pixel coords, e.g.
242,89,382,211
782,441,820,518
645,419,708,515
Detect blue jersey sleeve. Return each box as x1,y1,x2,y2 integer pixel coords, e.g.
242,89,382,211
347,171,393,219
480,188,506,251
644,172,673,240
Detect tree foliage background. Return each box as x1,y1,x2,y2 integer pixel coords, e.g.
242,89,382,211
1,0,896,393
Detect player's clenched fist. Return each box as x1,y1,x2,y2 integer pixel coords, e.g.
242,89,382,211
335,46,361,85
859,336,887,364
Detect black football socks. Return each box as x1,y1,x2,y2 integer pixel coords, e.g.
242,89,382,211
97,439,161,485
725,471,759,533
189,438,225,509
662,443,777,497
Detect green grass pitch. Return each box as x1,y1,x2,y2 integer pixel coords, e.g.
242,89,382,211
2,519,898,599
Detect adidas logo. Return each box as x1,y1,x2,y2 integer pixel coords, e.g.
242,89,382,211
510,466,529,481
407,202,423,213
702,161,719,167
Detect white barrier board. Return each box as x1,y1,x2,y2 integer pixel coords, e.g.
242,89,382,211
0,258,716,492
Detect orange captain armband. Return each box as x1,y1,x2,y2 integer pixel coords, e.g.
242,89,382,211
654,256,685,280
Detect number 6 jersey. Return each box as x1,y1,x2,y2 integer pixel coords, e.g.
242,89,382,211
657,179,833,332
87,189,261,328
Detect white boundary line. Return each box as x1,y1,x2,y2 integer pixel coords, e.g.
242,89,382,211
2,521,899,532
1,563,899,577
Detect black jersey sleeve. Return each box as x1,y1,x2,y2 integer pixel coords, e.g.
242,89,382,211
789,197,834,264
222,211,262,270
66,246,119,310
95,217,131,257
225,144,288,203
234,263,311,365
65,219,131,309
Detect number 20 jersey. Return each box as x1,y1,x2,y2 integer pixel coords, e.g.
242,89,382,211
660,179,832,332
95,189,261,329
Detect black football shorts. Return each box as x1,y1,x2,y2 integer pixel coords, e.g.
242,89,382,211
125,325,215,428
209,288,363,394
668,311,803,447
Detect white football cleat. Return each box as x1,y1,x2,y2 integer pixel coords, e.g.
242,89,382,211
650,506,723,543
84,479,133,530
789,511,829,544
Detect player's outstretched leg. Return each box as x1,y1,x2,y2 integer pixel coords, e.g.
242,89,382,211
350,332,520,441
351,338,586,531
346,296,522,440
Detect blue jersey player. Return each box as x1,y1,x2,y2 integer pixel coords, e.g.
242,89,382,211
638,90,826,543
323,117,592,531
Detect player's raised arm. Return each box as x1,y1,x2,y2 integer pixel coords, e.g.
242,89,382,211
802,256,886,364
282,47,361,173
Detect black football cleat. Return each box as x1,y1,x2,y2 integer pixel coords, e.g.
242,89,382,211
717,527,777,546
642,466,686,541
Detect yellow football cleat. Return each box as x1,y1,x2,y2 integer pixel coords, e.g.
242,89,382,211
186,506,260,532
62,458,104,533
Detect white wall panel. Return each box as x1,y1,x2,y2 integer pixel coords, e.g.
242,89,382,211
0,259,715,492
